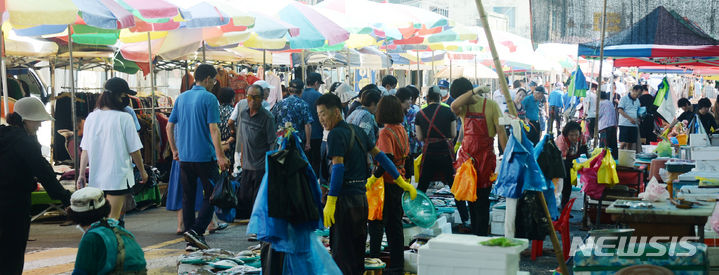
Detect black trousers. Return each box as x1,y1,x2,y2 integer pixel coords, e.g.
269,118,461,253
586,118,597,139
600,126,618,160
527,120,541,145
308,139,322,180
562,159,574,210
367,182,404,274
260,242,285,275
237,169,265,219
330,194,368,275
0,196,31,275
417,152,469,223
468,187,492,236
180,161,219,235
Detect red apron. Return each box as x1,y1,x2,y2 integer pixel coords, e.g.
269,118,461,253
455,99,496,189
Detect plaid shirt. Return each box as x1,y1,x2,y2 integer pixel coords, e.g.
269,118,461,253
346,106,378,145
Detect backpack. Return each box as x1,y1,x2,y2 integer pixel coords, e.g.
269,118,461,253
86,219,147,274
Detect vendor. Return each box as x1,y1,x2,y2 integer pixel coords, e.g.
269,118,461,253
67,187,147,274
317,93,416,275
697,97,717,134
666,98,695,131
556,121,588,209
450,78,507,236
0,97,72,274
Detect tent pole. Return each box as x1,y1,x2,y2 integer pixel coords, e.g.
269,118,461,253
474,0,567,274
202,42,206,62
594,0,608,142
147,32,157,166
68,25,79,177
450,56,453,83
345,48,351,87
474,54,478,84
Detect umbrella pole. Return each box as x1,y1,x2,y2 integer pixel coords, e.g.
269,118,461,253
301,50,306,83
263,50,266,80
1,29,6,120
50,58,56,162
147,32,157,167
474,54,478,85
431,50,435,81
202,42,206,62
416,50,420,89
474,1,568,274
594,0,608,142
68,25,79,177
450,56,453,83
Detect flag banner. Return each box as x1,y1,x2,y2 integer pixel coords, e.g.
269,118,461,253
656,77,675,123
568,66,588,97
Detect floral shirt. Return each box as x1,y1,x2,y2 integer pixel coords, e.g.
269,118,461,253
403,104,421,154
219,104,235,161
271,95,314,143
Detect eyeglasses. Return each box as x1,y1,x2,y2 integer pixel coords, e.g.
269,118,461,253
247,95,263,100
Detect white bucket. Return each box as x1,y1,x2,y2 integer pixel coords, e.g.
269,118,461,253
618,149,636,167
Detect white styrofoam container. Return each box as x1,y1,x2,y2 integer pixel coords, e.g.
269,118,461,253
696,160,719,172
404,250,418,273
418,235,527,275
491,221,505,236
491,208,506,222
439,222,452,234
403,226,423,246
691,146,719,161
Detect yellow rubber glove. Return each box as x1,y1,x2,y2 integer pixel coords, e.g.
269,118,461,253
366,175,379,190
454,142,461,154
323,196,338,228
395,176,417,200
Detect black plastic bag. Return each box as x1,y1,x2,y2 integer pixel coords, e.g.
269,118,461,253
132,165,159,195
211,172,238,209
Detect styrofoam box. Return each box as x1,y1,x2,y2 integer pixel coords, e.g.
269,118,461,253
491,208,506,222
417,234,528,275
709,247,719,267
691,146,719,161
491,221,505,236
696,160,719,172
404,250,418,273
403,226,423,246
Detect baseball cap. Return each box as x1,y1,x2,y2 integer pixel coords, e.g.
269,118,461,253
529,81,538,87
306,72,325,85
253,80,275,90
104,77,137,95
289,79,304,91
554,82,564,89
535,86,547,94
438,79,450,89
70,187,107,213
14,97,53,121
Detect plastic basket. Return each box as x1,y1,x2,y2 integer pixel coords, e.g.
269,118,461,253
402,191,437,228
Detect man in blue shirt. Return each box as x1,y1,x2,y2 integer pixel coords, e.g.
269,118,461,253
548,83,565,134
167,64,230,251
521,86,546,144
302,72,324,179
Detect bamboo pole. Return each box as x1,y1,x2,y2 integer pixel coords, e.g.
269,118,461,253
68,25,79,176
147,32,157,166
594,0,609,142
1,29,6,119
473,1,567,274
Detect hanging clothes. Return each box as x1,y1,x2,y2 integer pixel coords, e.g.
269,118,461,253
493,126,547,199
216,68,231,88
180,72,194,93
514,191,551,241
265,72,283,109
533,134,562,220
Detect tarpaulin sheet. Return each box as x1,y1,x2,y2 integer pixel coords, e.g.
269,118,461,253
530,0,719,45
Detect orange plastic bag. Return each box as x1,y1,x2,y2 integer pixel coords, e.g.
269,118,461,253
367,177,384,220
451,159,478,202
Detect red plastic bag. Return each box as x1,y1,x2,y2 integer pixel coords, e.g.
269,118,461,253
580,149,607,200
452,159,478,202
367,177,384,221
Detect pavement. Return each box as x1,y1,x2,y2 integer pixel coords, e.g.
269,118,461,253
23,207,254,275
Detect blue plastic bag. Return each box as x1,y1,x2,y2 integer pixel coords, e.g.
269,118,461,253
494,125,546,198
283,232,342,275
215,180,240,223
247,132,323,254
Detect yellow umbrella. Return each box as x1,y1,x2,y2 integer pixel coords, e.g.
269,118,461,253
7,0,78,26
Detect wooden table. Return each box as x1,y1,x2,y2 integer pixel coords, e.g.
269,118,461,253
606,199,716,241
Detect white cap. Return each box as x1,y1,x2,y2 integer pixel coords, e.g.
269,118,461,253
70,187,107,213
335,83,358,104
253,80,275,90
14,97,53,121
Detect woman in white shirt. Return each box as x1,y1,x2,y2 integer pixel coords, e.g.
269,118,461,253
77,78,148,221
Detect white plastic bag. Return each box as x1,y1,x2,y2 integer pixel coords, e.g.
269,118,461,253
638,178,670,202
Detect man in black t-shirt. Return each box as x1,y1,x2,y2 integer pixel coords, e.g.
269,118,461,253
415,86,457,192
697,98,717,135
317,93,416,275
667,98,695,131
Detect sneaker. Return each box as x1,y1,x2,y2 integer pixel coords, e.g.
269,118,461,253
185,243,198,252
184,230,210,250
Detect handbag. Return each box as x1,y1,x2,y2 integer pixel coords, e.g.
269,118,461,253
210,171,238,209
